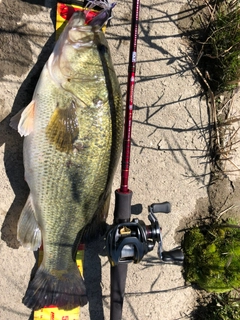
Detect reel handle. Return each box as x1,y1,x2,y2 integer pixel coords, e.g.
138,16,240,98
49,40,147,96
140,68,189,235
162,249,184,262
150,202,171,214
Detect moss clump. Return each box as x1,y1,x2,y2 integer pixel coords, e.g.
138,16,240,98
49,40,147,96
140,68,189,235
183,223,240,293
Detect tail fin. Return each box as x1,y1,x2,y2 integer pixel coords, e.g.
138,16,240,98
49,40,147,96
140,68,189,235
23,264,88,310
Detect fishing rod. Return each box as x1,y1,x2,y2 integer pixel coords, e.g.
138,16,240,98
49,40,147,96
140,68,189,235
108,0,140,318
105,0,184,319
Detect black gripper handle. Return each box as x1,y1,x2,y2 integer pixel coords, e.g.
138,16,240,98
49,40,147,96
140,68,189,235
150,202,171,214
113,189,133,223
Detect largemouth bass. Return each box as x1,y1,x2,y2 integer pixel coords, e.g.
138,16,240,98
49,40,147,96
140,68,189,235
10,9,123,310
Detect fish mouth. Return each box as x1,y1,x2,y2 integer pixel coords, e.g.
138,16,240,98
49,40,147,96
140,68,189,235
62,11,96,49
46,12,97,87
68,26,94,49
46,6,113,89
69,2,114,29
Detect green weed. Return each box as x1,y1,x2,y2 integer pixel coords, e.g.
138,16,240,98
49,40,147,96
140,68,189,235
192,292,240,320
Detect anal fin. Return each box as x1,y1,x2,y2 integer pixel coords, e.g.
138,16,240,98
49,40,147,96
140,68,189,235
17,194,41,251
81,191,111,243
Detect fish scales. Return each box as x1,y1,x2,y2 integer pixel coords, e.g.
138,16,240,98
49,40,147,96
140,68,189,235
11,10,123,310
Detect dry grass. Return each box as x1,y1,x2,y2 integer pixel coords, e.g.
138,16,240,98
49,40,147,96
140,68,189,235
188,0,240,172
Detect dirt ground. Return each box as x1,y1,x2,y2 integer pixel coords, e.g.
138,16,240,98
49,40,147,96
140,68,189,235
0,0,239,320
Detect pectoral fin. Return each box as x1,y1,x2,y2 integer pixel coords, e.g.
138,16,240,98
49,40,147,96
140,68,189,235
10,108,23,131
46,101,79,153
17,194,41,251
10,101,35,136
